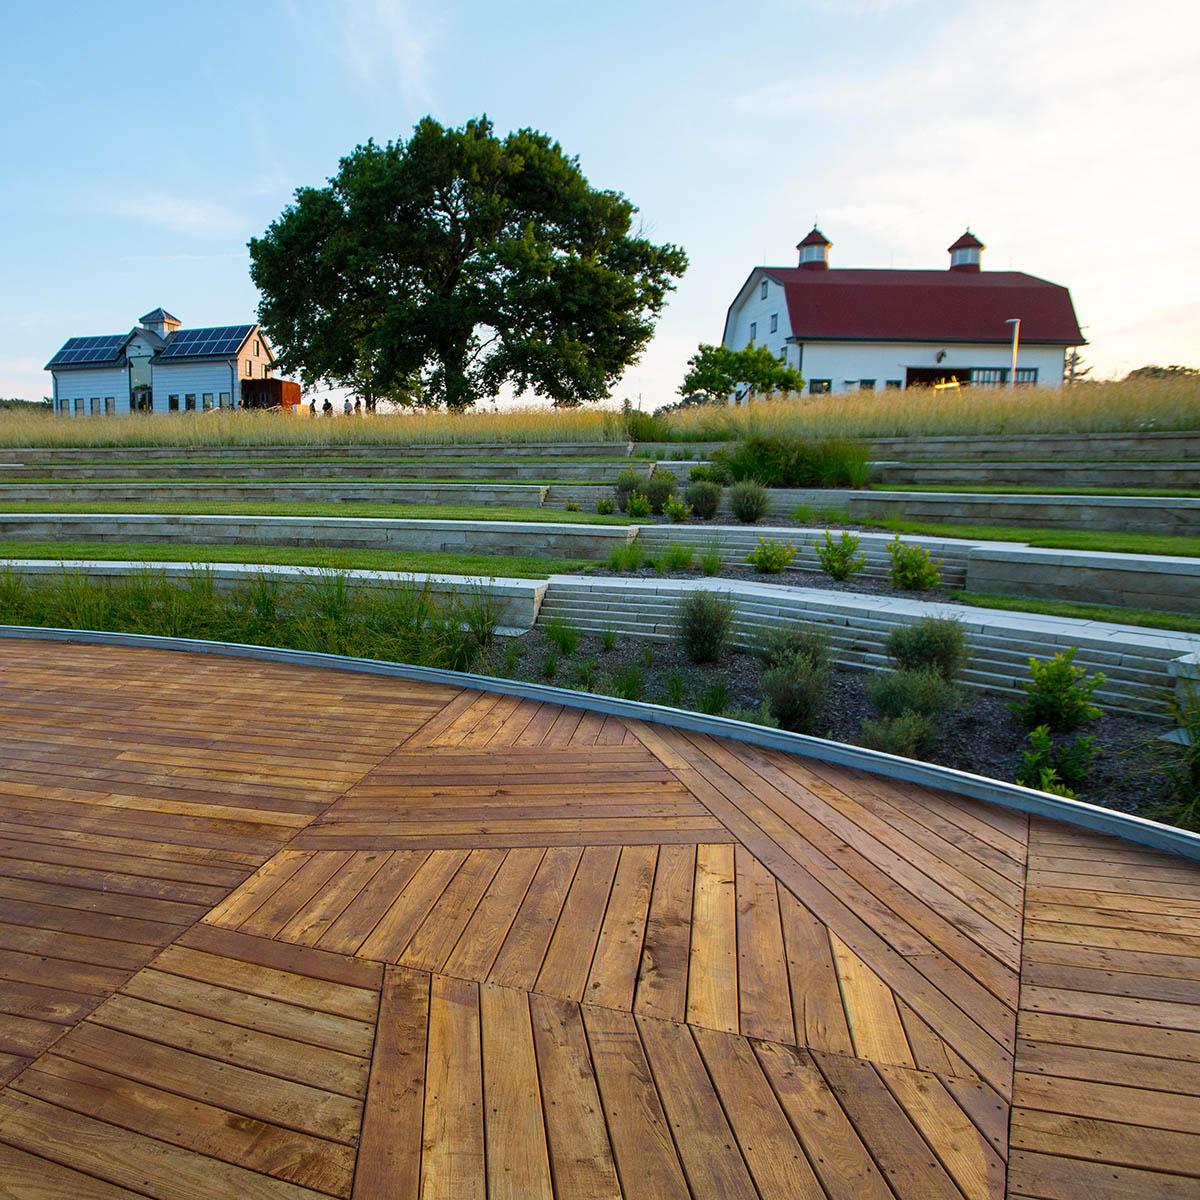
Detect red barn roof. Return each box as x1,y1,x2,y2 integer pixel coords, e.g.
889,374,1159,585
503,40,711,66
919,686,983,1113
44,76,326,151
761,268,1084,345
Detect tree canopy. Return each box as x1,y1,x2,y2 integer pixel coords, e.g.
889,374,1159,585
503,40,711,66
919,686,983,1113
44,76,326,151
679,343,804,403
249,116,688,410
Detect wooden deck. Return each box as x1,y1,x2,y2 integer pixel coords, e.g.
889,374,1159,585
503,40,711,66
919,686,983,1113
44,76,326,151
0,641,1195,1198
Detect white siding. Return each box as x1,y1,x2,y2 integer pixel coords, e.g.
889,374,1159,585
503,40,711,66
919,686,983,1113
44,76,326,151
151,361,239,413
722,272,795,366
795,341,1067,393
52,367,129,416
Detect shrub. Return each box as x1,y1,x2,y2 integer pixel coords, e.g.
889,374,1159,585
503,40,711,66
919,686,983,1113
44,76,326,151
686,480,723,520
1013,647,1105,731
544,616,580,656
613,469,640,512
690,462,732,486
677,589,734,663
609,665,645,701
573,657,599,691
710,435,868,488
608,542,645,572
887,537,943,590
595,496,615,515
625,408,669,442
642,470,677,514
725,702,779,728
626,491,653,518
729,480,770,523
762,654,829,733
699,681,730,716
564,501,581,513
700,545,722,576
656,543,694,572
868,667,960,720
755,626,830,672
663,668,686,706
747,537,797,574
886,617,968,680
861,712,939,758
1015,724,1097,797
814,530,866,581
663,495,692,523
601,628,618,652
1148,688,1200,831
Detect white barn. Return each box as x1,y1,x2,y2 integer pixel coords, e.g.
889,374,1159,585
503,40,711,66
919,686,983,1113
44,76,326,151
47,308,276,416
722,230,1084,396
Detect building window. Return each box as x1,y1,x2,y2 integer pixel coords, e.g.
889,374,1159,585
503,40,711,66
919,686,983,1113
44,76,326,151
89,397,99,414
749,322,757,342
1015,367,1039,386
262,364,269,378
885,379,902,389
809,379,831,395
168,394,180,412
202,393,214,411
73,397,84,414
104,397,115,413
769,313,778,334
245,359,252,375
971,367,1006,387
760,280,768,299
219,392,230,408
254,339,260,358
185,394,196,411
859,379,876,391
778,347,787,362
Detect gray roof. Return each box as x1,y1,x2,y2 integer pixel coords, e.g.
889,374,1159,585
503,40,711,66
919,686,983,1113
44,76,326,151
139,307,180,324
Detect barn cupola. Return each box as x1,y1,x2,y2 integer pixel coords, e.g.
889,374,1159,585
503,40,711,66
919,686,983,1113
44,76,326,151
948,230,984,272
139,307,181,339
796,226,831,271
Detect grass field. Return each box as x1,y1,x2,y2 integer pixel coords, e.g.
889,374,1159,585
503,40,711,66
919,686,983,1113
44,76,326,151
877,517,1200,557
7,376,1198,446
957,591,1200,636
0,500,633,524
0,541,580,578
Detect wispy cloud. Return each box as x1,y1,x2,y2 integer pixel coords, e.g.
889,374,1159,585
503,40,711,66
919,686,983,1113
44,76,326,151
339,0,439,110
100,193,244,236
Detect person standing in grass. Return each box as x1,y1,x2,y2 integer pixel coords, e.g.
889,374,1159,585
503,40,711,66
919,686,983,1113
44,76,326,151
322,398,333,417
309,397,317,417
354,398,362,416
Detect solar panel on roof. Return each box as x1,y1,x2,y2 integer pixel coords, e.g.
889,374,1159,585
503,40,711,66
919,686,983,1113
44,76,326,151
159,324,254,359
47,335,127,367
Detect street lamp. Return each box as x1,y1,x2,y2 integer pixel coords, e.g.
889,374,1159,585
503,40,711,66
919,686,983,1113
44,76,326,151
1005,318,1021,389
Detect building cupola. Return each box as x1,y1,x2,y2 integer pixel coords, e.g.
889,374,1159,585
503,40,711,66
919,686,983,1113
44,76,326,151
948,230,984,272
139,307,181,339
796,226,831,271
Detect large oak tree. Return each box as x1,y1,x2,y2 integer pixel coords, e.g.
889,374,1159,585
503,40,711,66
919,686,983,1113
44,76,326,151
249,116,688,410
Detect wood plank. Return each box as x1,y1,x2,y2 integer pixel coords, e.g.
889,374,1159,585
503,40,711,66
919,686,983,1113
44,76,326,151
734,846,794,1044
585,845,656,1011
687,843,739,1034
831,931,916,1067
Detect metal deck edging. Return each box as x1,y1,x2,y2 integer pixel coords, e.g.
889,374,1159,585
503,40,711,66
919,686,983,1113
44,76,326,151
2,623,1197,862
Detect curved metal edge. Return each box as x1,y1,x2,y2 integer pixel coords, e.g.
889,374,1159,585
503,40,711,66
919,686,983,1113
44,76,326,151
3,623,1197,862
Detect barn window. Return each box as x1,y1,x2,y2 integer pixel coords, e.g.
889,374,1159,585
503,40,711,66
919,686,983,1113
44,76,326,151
202,393,214,410
73,397,84,413
885,379,902,389
245,359,252,375
168,395,180,411
185,394,196,411
1015,368,1039,386
219,392,230,408
749,322,757,342
760,280,768,299
769,313,778,334
104,397,115,413
859,379,876,391
809,379,831,395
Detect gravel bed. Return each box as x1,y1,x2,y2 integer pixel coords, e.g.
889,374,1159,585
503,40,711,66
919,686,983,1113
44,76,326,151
481,627,1173,820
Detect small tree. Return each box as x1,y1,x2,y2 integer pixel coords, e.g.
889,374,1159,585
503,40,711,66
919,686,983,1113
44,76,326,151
680,343,804,403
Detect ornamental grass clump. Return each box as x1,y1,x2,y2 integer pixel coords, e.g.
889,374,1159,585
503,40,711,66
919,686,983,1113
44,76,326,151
685,480,723,520
813,530,866,581
676,589,734,663
729,480,770,523
642,470,678,515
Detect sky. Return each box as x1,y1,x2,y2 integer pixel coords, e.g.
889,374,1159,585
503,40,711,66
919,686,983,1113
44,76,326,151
1,0,1197,406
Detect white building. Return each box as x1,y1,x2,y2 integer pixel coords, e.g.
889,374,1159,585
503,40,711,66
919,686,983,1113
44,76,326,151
47,308,276,416
722,229,1084,396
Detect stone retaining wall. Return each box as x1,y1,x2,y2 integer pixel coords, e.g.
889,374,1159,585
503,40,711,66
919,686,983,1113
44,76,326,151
870,461,1199,489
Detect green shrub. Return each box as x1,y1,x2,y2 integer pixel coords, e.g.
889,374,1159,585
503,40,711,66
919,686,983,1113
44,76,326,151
655,543,694,572
711,435,867,488
608,542,645,572
663,668,686,706
625,408,669,442
690,462,732,486
1147,688,1200,831
729,480,770,523
544,616,580,656
613,469,640,512
677,589,734,663
814,530,866,580
725,702,779,728
886,618,968,680
747,537,797,574
642,470,677,515
686,480,723,520
595,497,615,515
601,628,617,652
1015,724,1097,796
868,667,960,720
663,495,692,523
755,626,831,672
1013,647,1104,731
700,545,721,576
609,664,645,701
699,681,730,715
626,491,653,518
887,537,943,590
762,654,829,733
564,501,581,513
860,712,938,758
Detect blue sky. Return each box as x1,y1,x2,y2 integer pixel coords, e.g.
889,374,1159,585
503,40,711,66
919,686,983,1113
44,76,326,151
2,0,1196,404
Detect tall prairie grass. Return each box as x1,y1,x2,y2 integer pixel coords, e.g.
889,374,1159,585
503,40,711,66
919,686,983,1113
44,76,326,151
6,377,1198,447
661,377,1200,442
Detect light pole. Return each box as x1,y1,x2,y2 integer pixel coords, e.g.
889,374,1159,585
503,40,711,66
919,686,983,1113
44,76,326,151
1005,318,1021,389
